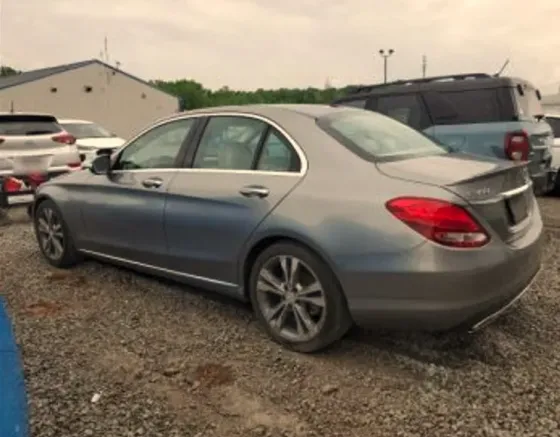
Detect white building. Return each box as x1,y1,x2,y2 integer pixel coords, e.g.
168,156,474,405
0,59,180,139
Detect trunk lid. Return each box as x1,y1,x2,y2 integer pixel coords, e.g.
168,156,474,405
377,153,534,242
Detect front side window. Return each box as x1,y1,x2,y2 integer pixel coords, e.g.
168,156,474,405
338,99,367,109
193,116,267,170
376,94,427,130
317,110,448,162
113,118,195,170
256,129,300,172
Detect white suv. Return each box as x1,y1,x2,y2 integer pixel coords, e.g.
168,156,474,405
0,113,81,208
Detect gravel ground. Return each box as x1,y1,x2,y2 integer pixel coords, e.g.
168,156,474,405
1,199,560,437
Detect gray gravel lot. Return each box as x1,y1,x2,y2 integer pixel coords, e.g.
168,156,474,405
1,199,560,437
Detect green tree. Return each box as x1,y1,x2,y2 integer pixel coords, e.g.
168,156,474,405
152,78,351,110
0,66,21,77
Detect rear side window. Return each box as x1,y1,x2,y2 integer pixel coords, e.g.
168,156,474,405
0,115,62,136
514,84,544,120
375,94,429,130
547,117,560,137
317,110,448,162
436,89,502,124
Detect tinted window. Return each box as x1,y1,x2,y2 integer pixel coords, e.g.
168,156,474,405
437,89,501,124
0,114,62,136
338,99,367,109
514,84,545,119
193,116,267,170
256,129,300,172
61,122,112,139
375,94,428,130
548,117,560,137
114,119,194,170
317,110,448,162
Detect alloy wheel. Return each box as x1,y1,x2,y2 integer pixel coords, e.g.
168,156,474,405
36,207,65,260
255,255,327,342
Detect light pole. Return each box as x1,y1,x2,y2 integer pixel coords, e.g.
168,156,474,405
378,49,394,83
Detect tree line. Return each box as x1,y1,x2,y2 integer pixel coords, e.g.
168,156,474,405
0,65,351,110
152,79,351,110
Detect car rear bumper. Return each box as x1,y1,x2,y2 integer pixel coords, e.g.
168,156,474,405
0,170,72,208
339,212,543,332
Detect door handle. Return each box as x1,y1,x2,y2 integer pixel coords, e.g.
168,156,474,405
239,185,269,198
141,177,163,189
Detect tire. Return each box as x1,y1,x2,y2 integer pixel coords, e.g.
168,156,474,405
33,199,82,268
248,242,353,353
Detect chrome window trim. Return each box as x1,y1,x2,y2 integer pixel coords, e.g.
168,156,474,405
111,112,309,176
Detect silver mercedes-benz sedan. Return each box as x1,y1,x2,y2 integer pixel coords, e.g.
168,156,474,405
31,104,543,353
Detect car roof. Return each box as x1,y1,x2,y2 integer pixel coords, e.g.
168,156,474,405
336,73,532,100
164,104,354,122
0,111,57,118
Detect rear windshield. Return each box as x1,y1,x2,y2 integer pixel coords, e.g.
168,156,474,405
61,122,112,139
0,115,62,136
513,84,544,120
317,110,449,162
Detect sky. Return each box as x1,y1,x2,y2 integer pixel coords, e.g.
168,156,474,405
1,0,559,92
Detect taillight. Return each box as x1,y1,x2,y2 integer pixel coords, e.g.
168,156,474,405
52,133,76,145
386,197,489,248
67,161,82,169
505,131,530,161
2,176,24,192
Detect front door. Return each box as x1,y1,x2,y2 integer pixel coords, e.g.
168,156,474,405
164,115,304,291
80,117,197,265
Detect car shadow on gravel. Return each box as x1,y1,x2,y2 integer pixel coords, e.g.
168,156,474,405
86,254,550,377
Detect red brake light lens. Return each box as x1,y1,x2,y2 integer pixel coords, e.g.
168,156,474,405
2,176,25,193
67,161,82,169
505,131,529,161
386,197,489,248
52,132,76,145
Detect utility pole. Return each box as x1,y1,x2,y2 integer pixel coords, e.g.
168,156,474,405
422,55,427,78
378,49,395,83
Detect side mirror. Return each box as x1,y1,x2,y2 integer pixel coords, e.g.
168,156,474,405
90,154,111,175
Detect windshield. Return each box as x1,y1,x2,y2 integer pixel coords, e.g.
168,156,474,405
317,110,449,162
61,122,113,139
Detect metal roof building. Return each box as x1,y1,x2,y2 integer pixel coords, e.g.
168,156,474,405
0,59,180,139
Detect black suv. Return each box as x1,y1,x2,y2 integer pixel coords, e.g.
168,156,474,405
332,73,555,194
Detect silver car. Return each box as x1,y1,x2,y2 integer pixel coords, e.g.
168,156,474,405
31,104,543,353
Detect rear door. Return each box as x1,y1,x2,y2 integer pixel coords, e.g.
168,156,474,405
78,117,198,265
0,114,79,176
163,114,305,289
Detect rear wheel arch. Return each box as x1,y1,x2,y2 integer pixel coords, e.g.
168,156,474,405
241,234,344,301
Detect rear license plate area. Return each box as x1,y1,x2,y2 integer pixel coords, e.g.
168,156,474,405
506,193,529,225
